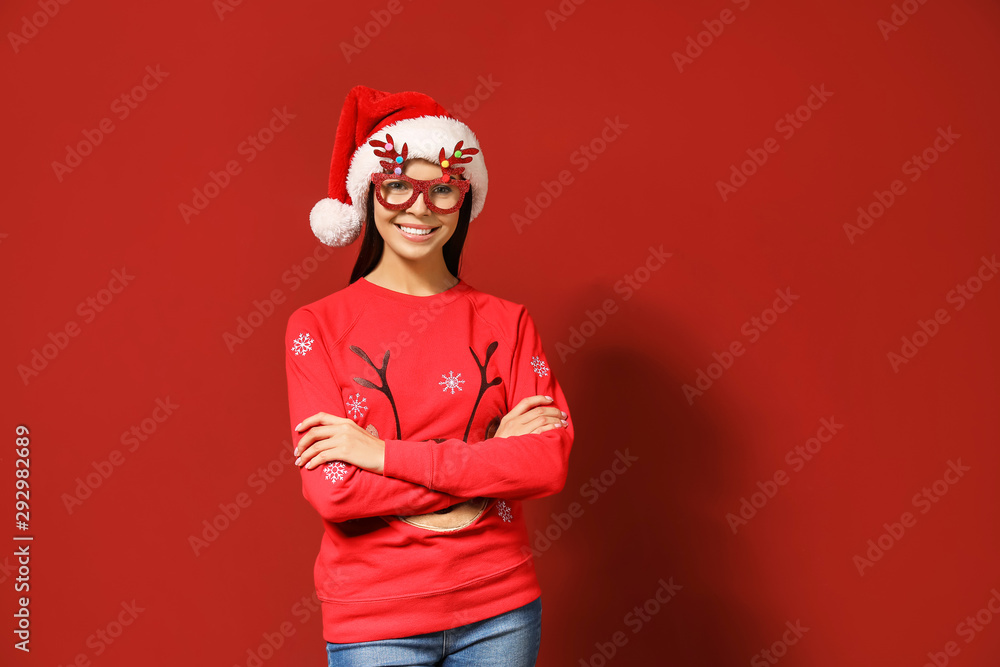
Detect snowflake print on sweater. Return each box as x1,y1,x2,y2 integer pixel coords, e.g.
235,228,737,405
291,332,314,356
496,500,512,523
439,370,465,394
324,461,349,484
530,355,549,377
346,392,368,421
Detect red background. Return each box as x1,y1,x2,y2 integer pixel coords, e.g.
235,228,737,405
4,0,1000,665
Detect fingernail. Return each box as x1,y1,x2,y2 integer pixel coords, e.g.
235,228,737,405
560,419,568,426
545,396,553,401
295,457,302,466
560,411,567,418
295,422,302,431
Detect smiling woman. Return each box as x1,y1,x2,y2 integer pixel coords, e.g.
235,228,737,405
288,85,574,666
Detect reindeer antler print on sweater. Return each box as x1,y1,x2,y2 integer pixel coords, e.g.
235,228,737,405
342,340,509,532
349,341,503,443
464,341,502,441
349,345,402,439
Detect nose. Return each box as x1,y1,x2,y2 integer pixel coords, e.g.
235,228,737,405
405,189,430,216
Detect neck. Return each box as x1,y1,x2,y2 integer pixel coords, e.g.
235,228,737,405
364,260,458,296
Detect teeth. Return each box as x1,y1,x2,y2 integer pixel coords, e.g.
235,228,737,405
398,225,433,236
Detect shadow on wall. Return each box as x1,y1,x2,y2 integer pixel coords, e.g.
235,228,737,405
544,315,772,665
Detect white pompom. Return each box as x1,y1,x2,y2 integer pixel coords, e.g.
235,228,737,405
309,198,362,247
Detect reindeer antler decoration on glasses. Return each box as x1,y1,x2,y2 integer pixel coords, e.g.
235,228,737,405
368,134,480,180
369,133,409,175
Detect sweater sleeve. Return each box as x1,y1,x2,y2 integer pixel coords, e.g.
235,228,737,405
285,307,472,524
381,305,574,500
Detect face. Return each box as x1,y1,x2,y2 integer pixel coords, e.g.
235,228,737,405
371,158,462,261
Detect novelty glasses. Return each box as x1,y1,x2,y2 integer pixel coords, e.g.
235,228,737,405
371,172,471,215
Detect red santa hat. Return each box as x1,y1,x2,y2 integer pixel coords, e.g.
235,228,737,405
309,85,489,247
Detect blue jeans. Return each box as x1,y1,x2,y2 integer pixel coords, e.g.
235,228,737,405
326,596,542,666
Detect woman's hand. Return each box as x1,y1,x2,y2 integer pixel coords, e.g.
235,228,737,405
494,395,568,439
293,412,386,474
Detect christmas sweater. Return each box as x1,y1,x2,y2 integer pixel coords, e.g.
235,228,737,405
284,275,574,643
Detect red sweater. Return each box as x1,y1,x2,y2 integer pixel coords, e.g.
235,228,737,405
284,275,574,643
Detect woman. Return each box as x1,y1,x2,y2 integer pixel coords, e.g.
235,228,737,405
284,85,575,666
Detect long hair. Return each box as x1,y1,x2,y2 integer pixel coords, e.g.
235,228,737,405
348,181,474,285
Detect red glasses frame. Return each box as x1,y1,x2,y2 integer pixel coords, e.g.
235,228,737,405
371,172,471,215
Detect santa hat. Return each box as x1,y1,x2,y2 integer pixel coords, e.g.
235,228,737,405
309,85,489,247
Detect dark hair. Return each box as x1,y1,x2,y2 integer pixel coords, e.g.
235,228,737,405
348,181,474,285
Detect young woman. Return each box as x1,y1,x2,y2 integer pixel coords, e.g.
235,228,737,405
284,85,575,666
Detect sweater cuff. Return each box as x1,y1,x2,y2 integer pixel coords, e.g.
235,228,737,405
383,439,434,488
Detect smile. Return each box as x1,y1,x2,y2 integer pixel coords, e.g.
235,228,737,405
394,223,439,240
